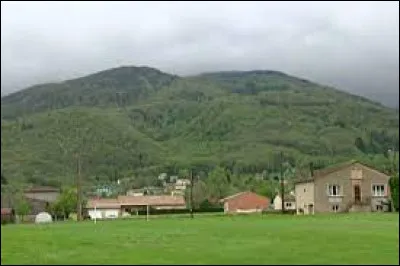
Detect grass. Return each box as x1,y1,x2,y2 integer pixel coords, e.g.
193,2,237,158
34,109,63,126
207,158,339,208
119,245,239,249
1,213,399,265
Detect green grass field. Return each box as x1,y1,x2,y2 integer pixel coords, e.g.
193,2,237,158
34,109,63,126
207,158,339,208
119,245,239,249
1,213,399,265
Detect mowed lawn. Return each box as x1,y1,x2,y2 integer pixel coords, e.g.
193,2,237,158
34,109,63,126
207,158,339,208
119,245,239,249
1,213,398,265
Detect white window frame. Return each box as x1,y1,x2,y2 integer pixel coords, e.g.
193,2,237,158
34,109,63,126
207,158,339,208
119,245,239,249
327,184,341,197
372,184,385,197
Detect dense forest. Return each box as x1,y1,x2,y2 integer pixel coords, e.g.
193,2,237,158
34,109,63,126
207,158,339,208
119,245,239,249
1,66,399,200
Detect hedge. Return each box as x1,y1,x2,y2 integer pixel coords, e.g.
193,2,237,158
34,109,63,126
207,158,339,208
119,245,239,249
136,207,224,216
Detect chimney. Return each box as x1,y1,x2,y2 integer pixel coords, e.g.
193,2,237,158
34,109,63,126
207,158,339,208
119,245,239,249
309,162,314,178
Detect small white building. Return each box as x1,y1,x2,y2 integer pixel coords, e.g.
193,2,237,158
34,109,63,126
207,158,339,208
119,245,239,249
126,189,145,197
175,179,191,191
273,192,296,211
158,173,168,181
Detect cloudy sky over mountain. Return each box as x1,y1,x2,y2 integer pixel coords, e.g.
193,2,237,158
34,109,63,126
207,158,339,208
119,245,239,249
1,1,399,107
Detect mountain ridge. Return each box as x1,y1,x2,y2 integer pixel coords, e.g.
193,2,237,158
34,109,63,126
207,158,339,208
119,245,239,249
1,66,392,110
1,65,398,187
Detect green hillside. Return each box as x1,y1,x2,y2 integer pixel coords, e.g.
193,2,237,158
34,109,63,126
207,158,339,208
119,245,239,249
1,66,399,187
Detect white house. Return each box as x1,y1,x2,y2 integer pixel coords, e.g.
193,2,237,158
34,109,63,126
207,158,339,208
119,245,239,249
273,192,296,211
175,179,191,190
86,198,121,219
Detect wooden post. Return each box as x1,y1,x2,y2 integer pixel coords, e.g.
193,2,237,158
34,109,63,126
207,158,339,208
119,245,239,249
94,204,97,224
190,170,194,219
146,205,149,221
280,151,285,214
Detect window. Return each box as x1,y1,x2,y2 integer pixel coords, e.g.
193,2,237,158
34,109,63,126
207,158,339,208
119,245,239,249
327,185,341,196
332,205,339,212
286,202,292,207
304,188,306,193
376,205,383,211
372,185,385,197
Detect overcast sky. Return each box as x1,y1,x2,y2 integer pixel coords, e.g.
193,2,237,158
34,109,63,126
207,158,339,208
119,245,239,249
1,1,399,106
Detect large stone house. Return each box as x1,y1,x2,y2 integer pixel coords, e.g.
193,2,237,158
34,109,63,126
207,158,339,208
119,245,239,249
295,161,391,214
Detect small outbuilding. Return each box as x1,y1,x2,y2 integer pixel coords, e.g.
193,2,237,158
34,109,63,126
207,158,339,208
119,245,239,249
220,191,270,214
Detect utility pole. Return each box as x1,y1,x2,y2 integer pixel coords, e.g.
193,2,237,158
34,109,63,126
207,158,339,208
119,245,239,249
392,146,397,174
76,153,82,222
189,169,194,219
280,151,285,214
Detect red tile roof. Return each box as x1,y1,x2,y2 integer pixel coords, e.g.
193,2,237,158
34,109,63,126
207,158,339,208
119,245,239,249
1,208,13,215
86,195,186,209
118,195,186,206
86,198,120,209
219,191,270,212
295,160,390,184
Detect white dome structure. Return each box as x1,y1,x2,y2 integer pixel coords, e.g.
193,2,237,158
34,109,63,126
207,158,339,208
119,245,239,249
35,212,53,224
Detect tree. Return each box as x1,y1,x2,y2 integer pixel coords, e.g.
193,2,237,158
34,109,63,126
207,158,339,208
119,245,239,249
56,187,78,219
1,173,7,185
15,196,31,223
389,174,399,211
207,166,230,203
50,110,103,221
178,168,190,179
191,179,208,209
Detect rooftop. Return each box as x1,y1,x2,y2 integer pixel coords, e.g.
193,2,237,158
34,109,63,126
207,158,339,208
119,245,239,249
24,186,60,193
86,195,186,209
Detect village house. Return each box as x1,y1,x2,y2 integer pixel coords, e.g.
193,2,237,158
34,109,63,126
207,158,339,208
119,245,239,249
273,192,296,211
220,191,270,214
86,198,121,219
126,189,145,197
86,195,186,220
170,179,191,196
295,161,391,215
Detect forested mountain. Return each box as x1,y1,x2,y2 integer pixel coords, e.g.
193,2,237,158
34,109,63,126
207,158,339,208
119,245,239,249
1,66,399,188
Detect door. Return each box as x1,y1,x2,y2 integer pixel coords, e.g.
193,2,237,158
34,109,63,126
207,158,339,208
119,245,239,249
308,204,314,215
354,185,361,203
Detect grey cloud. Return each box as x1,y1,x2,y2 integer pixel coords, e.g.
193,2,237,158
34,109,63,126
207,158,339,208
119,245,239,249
1,1,399,107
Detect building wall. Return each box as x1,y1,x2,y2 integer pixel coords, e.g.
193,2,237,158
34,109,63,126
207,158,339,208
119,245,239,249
313,163,390,213
225,192,269,213
295,182,315,215
24,192,59,203
153,205,186,210
88,208,120,219
26,198,50,215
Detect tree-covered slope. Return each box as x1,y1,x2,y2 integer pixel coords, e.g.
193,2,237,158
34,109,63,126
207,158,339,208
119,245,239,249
1,66,177,119
1,66,398,186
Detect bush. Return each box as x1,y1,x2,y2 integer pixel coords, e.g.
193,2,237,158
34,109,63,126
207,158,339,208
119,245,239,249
262,209,296,215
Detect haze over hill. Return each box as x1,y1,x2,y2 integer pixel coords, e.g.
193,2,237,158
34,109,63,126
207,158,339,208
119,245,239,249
1,66,399,187
1,2,399,108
